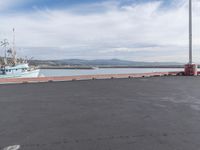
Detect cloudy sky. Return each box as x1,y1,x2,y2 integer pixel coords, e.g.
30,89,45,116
0,0,200,62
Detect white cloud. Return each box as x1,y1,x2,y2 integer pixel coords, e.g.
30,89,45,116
0,0,200,62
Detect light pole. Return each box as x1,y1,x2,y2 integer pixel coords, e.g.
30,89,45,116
189,0,192,64
184,0,198,75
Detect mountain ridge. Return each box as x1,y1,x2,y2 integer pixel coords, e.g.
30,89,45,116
29,58,184,67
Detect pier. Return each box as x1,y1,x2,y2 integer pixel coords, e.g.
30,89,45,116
1,0,200,150
1,76,200,150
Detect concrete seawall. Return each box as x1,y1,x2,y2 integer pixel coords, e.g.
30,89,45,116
0,71,180,84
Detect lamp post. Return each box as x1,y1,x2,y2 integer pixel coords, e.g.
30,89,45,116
189,0,192,64
184,0,198,75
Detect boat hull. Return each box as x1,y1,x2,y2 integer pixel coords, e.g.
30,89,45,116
0,69,40,78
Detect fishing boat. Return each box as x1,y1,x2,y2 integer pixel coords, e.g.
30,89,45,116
0,29,40,78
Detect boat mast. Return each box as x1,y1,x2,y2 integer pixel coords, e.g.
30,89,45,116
189,0,192,64
4,41,7,65
12,28,17,65
0,39,9,65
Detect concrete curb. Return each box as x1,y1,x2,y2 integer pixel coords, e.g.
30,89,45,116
0,71,180,84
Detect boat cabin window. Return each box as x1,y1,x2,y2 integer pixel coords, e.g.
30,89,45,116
5,70,11,72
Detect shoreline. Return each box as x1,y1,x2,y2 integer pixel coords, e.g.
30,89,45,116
38,66,184,69
37,66,94,69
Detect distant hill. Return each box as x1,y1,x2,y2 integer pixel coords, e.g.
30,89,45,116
29,59,184,67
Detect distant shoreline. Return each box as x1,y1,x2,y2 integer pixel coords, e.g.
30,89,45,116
38,66,94,69
38,65,184,69
98,65,184,69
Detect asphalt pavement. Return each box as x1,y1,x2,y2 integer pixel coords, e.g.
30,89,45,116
1,76,200,150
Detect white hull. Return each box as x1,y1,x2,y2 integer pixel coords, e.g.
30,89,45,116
0,69,40,78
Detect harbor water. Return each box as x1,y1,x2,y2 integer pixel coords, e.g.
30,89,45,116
40,68,183,77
